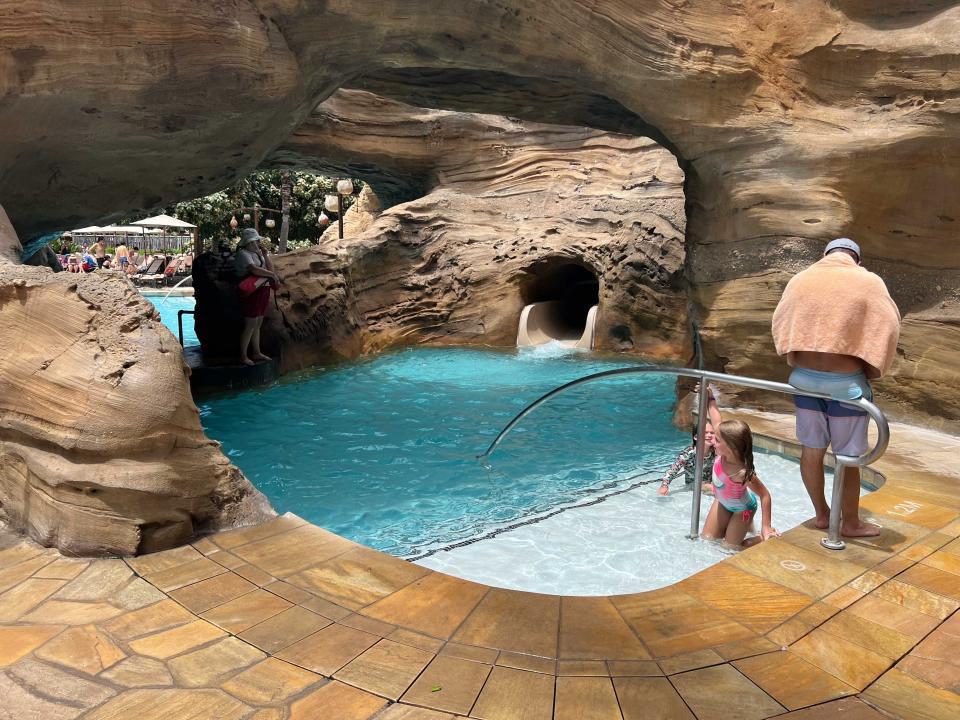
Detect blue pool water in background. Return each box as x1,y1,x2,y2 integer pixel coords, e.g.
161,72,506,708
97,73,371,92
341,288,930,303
144,295,198,346
198,346,687,558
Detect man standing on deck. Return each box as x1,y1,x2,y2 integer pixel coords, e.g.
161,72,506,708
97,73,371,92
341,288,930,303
772,238,901,537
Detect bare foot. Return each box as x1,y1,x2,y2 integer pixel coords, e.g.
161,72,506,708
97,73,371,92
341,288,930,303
841,521,882,538
814,514,830,530
241,357,254,366
252,353,271,362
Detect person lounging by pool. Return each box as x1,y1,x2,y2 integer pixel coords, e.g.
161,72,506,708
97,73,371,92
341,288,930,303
657,421,716,496
701,387,779,548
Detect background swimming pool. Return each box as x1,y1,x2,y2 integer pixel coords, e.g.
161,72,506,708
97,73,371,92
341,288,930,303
144,294,197,346
200,346,685,557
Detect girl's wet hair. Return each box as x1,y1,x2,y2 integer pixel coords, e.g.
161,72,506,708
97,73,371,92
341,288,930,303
690,420,714,443
717,419,755,480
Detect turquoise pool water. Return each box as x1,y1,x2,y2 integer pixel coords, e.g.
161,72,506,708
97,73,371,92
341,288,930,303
199,346,686,558
144,295,197,346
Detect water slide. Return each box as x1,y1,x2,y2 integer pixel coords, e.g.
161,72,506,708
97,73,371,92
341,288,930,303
516,301,598,349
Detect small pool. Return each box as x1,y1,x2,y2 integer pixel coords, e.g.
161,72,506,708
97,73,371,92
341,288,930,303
199,346,840,595
143,294,197,346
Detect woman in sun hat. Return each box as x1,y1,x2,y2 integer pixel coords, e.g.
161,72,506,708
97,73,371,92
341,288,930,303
235,227,280,366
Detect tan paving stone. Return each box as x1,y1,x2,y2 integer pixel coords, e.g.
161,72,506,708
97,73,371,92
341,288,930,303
613,588,754,658
103,599,195,640
819,610,917,659
614,676,695,720
211,514,307,550
9,657,116,707
53,559,133,601
440,641,498,664
301,592,354,619
237,605,332,654
471,665,554,720
846,593,941,639
142,557,227,593
192,537,220,556
289,679,387,720
99,655,174,688
335,638,434,700
557,659,608,676
376,706,457,720
168,636,265,688
231,562,275,587
734,650,856,709
779,520,898,569
670,664,785,720
364,572,489,639
898,654,960,694
340,612,398,638
860,491,959,530
276,622,380,676
208,549,247,570
0,553,57,592
286,546,429,609
766,618,813,647
83,688,251,720
0,624,63,666
0,577,67,621
922,550,960,577
250,709,284,720
771,696,889,719
221,656,323,704
35,623,125,675
401,654,492,715
790,628,892,690
871,579,960,619
553,676,621,720
0,671,82,720
497,651,556,675
726,538,865,598
849,570,888,594
861,667,960,720
898,563,960,601
128,619,227,660
21,599,124,625
822,584,865,610
559,596,650,660
115,578,168,610
0,543,46,569
126,545,204,576
794,601,839,628
873,554,914,578
389,627,445,653
200,588,291,633
658,649,724,675
263,579,314,605
230,523,357,578
714,636,780,661
680,562,814,633
606,659,661,676
448,588,558,659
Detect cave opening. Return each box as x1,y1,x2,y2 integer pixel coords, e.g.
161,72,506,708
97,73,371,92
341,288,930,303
518,262,600,346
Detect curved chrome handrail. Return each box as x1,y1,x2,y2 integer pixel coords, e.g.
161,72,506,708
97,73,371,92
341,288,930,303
480,365,890,551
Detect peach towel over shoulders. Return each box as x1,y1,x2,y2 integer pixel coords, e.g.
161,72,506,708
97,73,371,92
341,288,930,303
772,253,901,379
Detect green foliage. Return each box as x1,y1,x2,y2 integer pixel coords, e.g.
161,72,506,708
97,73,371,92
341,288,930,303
161,171,362,251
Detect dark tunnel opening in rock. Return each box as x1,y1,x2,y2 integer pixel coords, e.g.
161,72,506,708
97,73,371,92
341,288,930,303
518,262,600,346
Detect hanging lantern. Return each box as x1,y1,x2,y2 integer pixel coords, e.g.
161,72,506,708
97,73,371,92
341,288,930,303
229,215,238,229
318,212,330,226
242,212,251,222
324,194,339,213
265,218,276,229
336,179,354,195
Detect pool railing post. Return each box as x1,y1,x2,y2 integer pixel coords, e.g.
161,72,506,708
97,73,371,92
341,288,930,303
821,459,848,550
688,375,709,539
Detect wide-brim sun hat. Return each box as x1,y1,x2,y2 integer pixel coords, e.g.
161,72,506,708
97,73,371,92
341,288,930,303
238,227,264,249
824,237,861,260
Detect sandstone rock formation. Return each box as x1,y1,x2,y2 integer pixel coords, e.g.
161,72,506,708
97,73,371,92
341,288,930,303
0,259,272,555
2,1,957,428
199,90,687,371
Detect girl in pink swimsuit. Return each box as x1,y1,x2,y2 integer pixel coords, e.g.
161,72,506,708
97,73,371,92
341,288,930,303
701,388,779,548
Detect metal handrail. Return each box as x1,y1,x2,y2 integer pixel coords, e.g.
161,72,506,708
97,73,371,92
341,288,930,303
480,366,889,551
177,309,195,347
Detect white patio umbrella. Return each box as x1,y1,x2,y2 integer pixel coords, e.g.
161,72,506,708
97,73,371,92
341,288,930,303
132,214,199,253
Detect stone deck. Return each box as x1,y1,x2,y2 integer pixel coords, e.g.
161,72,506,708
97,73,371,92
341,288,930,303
0,414,958,719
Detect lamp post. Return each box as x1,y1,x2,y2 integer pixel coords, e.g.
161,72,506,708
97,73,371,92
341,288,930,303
324,179,355,240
